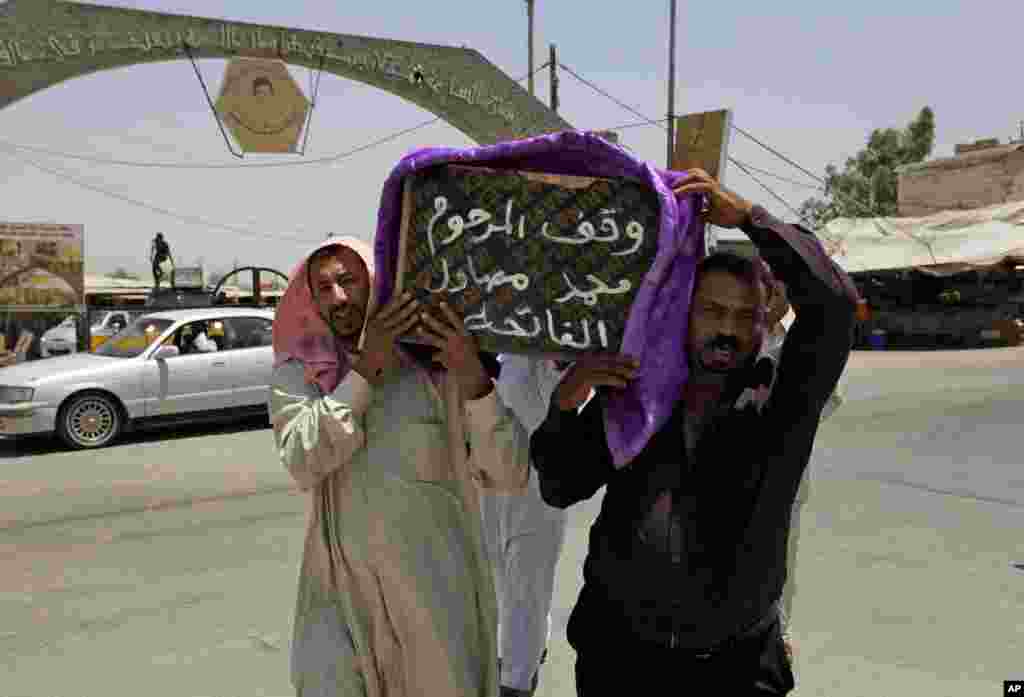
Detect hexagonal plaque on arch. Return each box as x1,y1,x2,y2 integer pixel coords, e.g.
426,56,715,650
215,58,310,153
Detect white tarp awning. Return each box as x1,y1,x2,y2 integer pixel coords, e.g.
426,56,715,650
819,200,1024,275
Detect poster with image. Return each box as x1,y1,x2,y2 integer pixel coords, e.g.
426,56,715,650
0,223,85,311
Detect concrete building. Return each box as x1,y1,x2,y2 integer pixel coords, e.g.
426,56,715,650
897,138,1024,217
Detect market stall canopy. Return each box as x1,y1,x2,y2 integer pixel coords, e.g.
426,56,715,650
85,274,153,294
820,200,1024,276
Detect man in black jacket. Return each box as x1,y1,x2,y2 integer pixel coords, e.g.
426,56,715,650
529,169,859,695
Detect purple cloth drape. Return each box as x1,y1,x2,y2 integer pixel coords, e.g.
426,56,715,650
373,130,705,468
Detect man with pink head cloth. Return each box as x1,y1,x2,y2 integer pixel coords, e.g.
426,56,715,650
268,236,530,697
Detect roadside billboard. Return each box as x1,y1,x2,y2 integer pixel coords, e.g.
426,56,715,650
0,223,85,312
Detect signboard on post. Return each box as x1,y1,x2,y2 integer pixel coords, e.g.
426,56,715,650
673,109,733,254
0,223,85,311
394,165,661,355
673,109,732,180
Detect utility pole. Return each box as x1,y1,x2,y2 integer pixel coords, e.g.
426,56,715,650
549,44,559,113
526,0,536,95
666,0,677,169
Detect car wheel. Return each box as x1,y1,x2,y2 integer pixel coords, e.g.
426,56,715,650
57,392,123,449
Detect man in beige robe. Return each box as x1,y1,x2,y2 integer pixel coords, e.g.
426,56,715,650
269,237,530,697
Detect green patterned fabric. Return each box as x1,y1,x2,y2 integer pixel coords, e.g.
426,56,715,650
400,165,661,355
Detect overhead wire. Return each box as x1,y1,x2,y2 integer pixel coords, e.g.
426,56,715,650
2,115,667,246
557,62,668,131
730,123,877,218
299,52,328,155
1,59,869,240
0,75,659,172
730,124,826,186
581,119,672,153
0,146,321,243
0,65,549,170
557,60,877,220
183,40,243,159
727,159,825,192
0,118,442,170
0,64,551,241
728,158,818,227
2,60,879,223
608,118,670,130
556,62,820,224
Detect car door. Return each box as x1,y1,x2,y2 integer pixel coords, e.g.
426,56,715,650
143,318,237,416
222,316,275,408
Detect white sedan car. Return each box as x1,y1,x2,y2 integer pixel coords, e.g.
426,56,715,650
0,307,276,449
39,310,137,357
38,315,79,358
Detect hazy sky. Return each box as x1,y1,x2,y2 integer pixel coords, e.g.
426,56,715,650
1,0,1021,276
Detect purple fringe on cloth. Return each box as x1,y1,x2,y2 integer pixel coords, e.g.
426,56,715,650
372,130,705,468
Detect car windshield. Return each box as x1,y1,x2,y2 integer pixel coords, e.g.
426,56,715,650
94,316,174,358
93,311,120,328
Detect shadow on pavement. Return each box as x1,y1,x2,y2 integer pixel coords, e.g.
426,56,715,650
0,415,270,458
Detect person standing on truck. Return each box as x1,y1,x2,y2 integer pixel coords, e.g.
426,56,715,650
151,233,173,289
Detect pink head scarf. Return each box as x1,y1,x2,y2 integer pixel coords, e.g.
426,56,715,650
272,236,376,394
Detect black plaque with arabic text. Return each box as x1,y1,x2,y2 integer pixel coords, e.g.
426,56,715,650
395,164,661,355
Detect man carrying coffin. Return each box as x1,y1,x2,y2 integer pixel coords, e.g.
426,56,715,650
269,236,529,697
529,169,860,695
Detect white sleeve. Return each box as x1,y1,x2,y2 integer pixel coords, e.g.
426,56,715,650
268,360,370,490
495,355,568,435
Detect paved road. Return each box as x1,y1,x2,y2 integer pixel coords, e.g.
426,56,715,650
1,418,304,697
1,348,1022,696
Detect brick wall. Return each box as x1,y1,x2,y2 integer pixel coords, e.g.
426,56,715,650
898,146,1024,217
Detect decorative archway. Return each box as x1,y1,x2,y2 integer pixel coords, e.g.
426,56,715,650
0,0,571,145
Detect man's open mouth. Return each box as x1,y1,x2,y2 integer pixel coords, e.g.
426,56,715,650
708,347,735,363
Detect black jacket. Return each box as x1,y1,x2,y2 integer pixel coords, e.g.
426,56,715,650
529,206,859,652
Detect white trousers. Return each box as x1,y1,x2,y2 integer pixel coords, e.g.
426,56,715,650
781,446,815,636
480,465,567,692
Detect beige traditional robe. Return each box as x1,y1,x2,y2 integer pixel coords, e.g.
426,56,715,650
271,355,530,697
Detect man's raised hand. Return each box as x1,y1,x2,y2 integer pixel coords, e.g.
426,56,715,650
672,168,754,229
353,291,420,383
416,302,492,401
553,353,640,411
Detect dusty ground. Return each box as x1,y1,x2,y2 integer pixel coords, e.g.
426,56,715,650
2,348,1021,696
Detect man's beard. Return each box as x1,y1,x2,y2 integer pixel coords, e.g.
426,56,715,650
325,305,364,341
